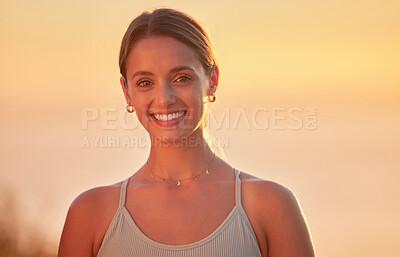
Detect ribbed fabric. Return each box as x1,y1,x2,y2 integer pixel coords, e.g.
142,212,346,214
97,168,263,257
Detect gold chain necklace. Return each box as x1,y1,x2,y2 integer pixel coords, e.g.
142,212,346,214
146,152,216,186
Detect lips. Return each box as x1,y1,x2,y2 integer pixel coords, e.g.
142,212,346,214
149,110,187,127
153,111,185,121
149,110,186,115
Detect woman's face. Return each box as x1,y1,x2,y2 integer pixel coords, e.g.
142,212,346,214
121,35,218,143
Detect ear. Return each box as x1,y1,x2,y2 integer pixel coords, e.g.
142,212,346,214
208,65,219,95
120,76,132,104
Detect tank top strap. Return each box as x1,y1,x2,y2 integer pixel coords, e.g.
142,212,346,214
118,178,130,209
234,168,242,206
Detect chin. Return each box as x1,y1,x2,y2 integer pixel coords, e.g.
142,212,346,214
149,127,205,147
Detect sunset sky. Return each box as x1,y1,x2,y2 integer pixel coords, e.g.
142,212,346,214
1,0,399,256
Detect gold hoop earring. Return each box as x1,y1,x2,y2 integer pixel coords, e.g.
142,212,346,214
126,104,135,113
208,93,216,103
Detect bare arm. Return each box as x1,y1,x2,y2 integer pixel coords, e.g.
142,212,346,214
260,183,316,257
58,191,97,257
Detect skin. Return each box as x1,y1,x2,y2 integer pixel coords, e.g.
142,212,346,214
58,36,316,257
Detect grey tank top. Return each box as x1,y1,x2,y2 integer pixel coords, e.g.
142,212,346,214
97,168,263,257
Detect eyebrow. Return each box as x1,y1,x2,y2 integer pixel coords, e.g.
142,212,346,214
130,66,195,80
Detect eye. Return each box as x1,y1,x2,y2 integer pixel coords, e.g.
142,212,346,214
136,80,153,88
174,76,192,84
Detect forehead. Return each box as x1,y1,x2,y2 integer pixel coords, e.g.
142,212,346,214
126,36,204,76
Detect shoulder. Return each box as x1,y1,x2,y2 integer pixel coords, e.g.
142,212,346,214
63,182,123,231
67,182,124,242
241,170,302,226
58,182,124,257
239,171,297,213
69,182,122,215
239,172,301,231
239,171,316,257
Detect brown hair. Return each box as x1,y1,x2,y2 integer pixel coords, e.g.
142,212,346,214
119,8,217,87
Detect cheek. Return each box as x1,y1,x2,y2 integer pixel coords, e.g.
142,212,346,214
131,97,148,119
186,87,205,108
189,95,207,123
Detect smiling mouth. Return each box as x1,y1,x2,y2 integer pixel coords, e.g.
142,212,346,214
151,111,185,121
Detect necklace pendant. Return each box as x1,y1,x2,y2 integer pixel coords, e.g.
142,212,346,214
177,180,181,186
151,173,154,179
206,169,210,174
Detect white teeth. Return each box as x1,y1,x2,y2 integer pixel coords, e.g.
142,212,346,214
153,111,185,121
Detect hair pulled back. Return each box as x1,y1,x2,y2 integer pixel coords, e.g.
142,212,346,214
119,8,217,86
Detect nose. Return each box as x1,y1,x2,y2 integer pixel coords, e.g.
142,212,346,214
154,81,176,107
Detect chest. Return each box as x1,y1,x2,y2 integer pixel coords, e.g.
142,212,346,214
125,183,236,245
94,179,269,257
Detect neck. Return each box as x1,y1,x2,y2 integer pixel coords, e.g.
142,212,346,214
146,131,215,180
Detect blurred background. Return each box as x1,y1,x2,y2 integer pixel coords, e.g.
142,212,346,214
0,0,399,256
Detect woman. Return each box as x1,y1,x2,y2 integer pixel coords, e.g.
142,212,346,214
58,8,316,257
